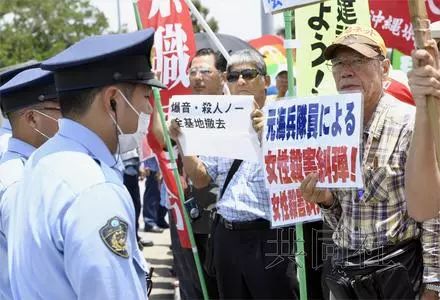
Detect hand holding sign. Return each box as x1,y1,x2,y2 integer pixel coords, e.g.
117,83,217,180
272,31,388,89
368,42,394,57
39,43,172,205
169,95,261,161
251,109,265,141
169,119,182,142
300,173,334,207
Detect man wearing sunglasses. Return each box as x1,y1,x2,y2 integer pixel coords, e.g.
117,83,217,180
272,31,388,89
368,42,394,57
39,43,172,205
300,25,437,299
0,67,60,299
170,49,298,299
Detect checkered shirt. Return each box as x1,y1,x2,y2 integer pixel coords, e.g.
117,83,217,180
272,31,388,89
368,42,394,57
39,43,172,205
200,156,271,222
320,94,439,282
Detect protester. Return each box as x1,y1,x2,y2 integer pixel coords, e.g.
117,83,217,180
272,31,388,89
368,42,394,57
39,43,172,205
301,25,438,299
405,22,440,221
405,26,440,299
169,48,298,299
0,67,60,299
143,156,168,233
274,69,288,99
7,29,164,299
170,47,226,299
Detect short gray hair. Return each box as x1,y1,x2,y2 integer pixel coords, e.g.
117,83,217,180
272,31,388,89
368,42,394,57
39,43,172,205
227,49,267,75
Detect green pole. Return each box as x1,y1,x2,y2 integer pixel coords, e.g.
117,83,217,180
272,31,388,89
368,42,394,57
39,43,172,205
132,2,209,299
283,9,308,300
152,88,209,300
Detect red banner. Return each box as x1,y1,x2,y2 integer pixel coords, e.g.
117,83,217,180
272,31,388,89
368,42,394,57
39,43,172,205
369,0,440,55
136,0,196,248
137,0,195,107
147,129,191,249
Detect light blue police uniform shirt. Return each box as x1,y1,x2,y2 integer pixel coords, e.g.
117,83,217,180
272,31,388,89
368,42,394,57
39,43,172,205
8,118,148,300
0,138,35,300
200,156,271,222
0,120,12,161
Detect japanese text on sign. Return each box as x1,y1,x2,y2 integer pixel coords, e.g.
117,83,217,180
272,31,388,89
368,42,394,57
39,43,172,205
271,188,321,226
265,101,356,141
171,99,244,130
370,9,414,42
262,92,363,190
169,95,260,161
296,0,370,96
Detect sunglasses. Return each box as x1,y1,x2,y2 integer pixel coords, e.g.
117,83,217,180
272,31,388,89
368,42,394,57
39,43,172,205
226,69,261,82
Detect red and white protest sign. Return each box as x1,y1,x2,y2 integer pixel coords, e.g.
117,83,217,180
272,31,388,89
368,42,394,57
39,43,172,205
369,0,440,55
262,93,363,226
136,0,196,248
137,0,195,107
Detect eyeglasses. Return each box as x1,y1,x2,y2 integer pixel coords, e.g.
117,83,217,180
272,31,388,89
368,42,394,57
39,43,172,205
188,67,215,78
326,57,383,72
226,69,261,82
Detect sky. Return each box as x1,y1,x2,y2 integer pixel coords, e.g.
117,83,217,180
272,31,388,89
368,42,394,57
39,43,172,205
89,0,285,40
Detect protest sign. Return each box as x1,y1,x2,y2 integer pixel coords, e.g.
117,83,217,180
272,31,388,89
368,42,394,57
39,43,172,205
137,0,195,108
369,0,440,55
170,95,261,161
295,0,370,96
262,92,363,226
136,0,195,249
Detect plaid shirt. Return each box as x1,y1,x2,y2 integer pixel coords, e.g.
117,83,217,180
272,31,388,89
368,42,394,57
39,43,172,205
321,94,439,282
200,156,271,222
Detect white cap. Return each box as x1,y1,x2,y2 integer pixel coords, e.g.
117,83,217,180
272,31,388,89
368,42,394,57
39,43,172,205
431,21,440,39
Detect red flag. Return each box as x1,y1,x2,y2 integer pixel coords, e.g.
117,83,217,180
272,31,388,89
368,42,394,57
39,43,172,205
137,0,196,248
369,0,440,55
137,0,195,108
147,130,191,249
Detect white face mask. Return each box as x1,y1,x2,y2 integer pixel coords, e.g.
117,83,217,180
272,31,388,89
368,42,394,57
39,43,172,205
109,90,151,153
32,109,59,140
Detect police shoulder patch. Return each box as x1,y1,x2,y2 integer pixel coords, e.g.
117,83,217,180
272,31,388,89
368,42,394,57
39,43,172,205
99,216,129,258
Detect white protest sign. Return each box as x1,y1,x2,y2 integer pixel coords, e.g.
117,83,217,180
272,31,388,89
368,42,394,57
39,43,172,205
262,93,363,227
262,0,324,14
169,95,260,161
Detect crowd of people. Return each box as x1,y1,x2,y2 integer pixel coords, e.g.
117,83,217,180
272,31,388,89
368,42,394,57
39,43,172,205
0,20,439,300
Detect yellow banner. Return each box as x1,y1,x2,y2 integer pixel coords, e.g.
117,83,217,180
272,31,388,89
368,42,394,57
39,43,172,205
295,0,370,97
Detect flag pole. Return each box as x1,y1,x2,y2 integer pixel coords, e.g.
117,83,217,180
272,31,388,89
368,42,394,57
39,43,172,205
284,9,308,300
183,0,231,63
132,2,209,299
409,0,440,169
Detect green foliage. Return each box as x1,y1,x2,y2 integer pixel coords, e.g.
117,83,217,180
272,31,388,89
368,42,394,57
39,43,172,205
191,0,218,33
0,0,108,68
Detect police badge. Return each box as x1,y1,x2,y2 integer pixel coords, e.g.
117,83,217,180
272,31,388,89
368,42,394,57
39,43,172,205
100,216,129,258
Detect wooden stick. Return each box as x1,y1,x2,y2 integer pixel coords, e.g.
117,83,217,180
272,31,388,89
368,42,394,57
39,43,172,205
409,0,440,169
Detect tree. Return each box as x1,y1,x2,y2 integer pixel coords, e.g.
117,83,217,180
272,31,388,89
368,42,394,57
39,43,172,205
0,0,108,68
191,0,219,33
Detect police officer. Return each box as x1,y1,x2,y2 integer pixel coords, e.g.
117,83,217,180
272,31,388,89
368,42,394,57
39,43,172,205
0,67,60,300
8,29,165,299
0,60,40,160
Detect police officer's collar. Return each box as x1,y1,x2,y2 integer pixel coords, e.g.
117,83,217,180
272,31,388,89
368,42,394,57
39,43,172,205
6,137,36,160
58,118,116,167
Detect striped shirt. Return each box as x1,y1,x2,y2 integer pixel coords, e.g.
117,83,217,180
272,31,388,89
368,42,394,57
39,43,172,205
320,94,439,282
